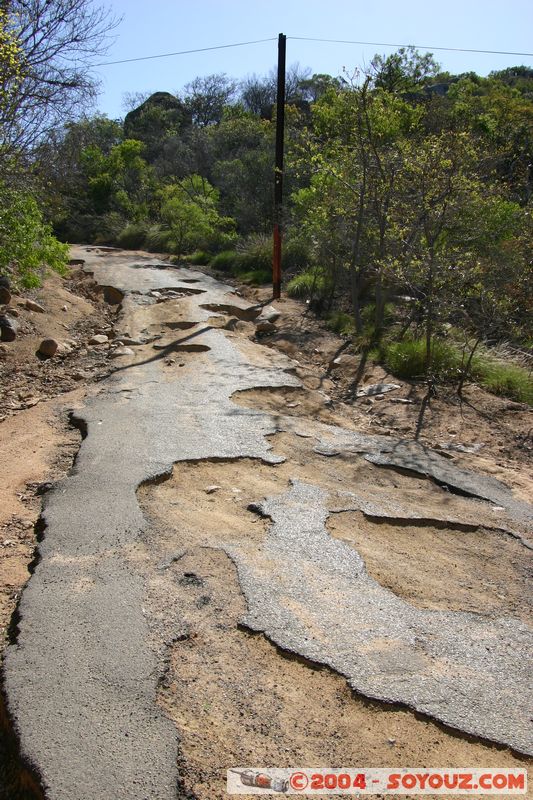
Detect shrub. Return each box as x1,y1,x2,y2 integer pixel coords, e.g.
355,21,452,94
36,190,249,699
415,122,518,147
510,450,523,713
189,250,211,265
210,250,239,272
327,311,355,335
286,266,331,299
0,184,68,288
116,222,148,249
144,225,173,252
237,268,272,285
379,337,460,380
471,357,533,405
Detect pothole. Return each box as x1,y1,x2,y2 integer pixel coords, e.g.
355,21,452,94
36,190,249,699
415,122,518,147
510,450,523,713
136,540,528,800
199,303,261,321
326,509,533,622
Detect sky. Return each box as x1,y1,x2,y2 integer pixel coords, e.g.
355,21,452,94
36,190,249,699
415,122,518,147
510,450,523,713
91,0,533,119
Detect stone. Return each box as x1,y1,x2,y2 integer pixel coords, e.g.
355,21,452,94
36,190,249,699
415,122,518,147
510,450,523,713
25,299,45,313
62,305,68,312
5,307,19,317
110,346,134,358
38,338,59,357
259,305,281,323
205,485,221,494
0,286,11,304
255,320,276,334
0,314,18,341
356,383,401,397
330,354,359,369
89,334,109,345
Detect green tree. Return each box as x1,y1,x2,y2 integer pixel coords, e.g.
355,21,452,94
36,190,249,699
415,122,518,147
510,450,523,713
0,182,68,287
159,175,236,257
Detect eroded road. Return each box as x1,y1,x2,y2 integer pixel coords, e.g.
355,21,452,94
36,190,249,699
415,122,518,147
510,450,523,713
4,248,532,798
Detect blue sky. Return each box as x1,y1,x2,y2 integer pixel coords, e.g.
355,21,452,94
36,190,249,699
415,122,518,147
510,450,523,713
92,0,533,119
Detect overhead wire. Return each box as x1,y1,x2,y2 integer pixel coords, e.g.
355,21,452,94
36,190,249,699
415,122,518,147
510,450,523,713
287,36,533,59
93,35,533,69
94,37,277,67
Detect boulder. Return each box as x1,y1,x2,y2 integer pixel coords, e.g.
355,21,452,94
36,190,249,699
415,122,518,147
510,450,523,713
38,338,59,357
0,314,18,341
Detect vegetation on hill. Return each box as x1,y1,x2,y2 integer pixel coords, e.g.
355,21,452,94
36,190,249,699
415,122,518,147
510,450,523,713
0,8,531,402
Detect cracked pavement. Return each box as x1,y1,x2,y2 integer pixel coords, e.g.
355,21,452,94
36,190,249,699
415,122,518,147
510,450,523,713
3,248,532,799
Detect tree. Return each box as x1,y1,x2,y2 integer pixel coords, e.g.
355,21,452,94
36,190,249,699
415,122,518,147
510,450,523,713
1,0,118,159
158,175,236,257
370,46,440,93
183,74,237,127
0,182,68,286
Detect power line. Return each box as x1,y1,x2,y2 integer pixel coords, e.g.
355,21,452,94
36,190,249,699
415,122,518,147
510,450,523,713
288,36,533,59
94,38,277,67
93,34,533,70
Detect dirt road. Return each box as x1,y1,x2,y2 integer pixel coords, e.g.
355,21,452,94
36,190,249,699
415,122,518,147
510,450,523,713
1,247,531,799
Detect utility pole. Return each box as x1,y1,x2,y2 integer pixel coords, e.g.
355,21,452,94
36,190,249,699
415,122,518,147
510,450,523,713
272,32,286,300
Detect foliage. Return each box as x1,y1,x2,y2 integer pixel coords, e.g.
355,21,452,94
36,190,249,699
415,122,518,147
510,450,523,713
158,175,236,257
286,267,331,299
0,183,68,287
1,0,117,161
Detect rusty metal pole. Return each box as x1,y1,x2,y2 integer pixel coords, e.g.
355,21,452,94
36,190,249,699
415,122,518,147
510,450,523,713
272,32,286,300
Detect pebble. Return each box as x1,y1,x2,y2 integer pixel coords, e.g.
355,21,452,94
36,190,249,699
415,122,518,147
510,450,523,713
205,485,221,494
25,299,45,313
89,334,109,345
38,338,59,357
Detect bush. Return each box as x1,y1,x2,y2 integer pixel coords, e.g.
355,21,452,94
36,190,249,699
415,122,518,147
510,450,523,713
327,311,355,335
286,266,331,299
471,357,533,405
189,250,211,265
379,337,460,380
210,250,239,272
144,225,173,252
237,268,272,285
116,222,148,249
0,184,68,288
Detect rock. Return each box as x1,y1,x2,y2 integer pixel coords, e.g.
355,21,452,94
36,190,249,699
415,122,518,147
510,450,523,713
255,320,276,334
62,305,68,312
25,299,45,313
259,305,281,323
89,334,109,345
330,354,359,369
390,397,413,404
0,275,10,290
110,346,134,358
0,344,8,354
205,485,221,494
356,383,401,397
38,338,59,357
73,372,88,381
5,307,19,317
120,337,143,346
0,314,18,341
0,286,11,304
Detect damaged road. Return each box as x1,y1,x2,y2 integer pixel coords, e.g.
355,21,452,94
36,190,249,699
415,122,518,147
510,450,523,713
3,247,532,799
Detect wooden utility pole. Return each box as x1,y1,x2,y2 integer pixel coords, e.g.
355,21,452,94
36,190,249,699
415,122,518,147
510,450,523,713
272,32,286,299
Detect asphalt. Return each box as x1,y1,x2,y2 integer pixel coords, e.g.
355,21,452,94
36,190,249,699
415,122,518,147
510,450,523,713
227,479,533,756
4,247,533,799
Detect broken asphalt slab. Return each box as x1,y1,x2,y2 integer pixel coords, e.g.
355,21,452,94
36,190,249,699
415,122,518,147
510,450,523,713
226,480,533,756
3,247,532,798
